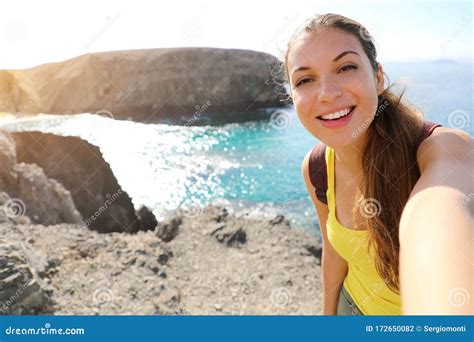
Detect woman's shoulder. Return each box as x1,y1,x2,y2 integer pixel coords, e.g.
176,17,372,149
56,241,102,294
416,125,473,173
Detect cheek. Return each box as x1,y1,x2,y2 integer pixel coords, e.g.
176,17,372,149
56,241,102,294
293,95,321,137
293,90,317,121
293,98,317,135
358,90,379,119
348,76,379,118
293,94,310,122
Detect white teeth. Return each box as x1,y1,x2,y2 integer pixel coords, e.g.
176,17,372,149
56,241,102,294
319,107,352,120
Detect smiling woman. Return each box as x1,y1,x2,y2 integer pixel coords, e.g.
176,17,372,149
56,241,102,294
285,13,473,315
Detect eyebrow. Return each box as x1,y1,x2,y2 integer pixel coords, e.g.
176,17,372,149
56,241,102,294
291,50,360,76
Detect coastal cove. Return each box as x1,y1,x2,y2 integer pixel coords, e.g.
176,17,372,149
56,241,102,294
0,45,471,316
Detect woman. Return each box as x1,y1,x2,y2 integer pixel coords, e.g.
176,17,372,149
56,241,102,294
285,13,473,315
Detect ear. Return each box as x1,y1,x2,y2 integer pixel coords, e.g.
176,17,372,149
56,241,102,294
375,63,384,96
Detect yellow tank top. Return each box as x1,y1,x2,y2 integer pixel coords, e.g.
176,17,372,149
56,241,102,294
325,146,401,315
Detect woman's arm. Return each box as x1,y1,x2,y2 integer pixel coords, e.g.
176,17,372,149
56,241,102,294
399,128,473,314
302,150,348,315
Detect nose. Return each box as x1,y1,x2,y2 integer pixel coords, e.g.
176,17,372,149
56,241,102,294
317,76,342,103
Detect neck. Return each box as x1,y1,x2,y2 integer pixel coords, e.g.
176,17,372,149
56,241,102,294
333,134,366,180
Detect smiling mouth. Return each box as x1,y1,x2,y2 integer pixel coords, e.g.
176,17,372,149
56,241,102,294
317,106,356,121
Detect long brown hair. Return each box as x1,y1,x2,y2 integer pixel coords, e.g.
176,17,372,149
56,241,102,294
284,13,426,292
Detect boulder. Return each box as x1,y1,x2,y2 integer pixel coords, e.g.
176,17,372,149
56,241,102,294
12,131,149,233
0,239,53,315
137,205,158,231
1,163,83,225
156,215,182,242
0,132,82,226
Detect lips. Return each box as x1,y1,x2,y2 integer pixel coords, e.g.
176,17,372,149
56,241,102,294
317,106,356,121
316,106,356,129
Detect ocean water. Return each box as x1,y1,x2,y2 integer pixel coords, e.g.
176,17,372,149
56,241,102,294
1,60,472,236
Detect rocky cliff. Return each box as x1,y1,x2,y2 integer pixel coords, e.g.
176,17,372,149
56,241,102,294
0,48,288,125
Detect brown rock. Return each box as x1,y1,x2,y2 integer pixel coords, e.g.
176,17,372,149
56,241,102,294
11,131,144,233
156,215,182,242
1,163,83,225
0,239,53,315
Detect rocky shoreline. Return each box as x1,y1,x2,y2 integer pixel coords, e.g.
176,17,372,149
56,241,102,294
0,206,322,315
0,130,323,315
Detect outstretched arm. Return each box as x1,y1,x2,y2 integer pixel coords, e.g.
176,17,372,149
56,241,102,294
399,128,473,314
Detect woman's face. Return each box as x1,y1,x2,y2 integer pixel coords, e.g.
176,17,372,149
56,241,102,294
287,28,384,149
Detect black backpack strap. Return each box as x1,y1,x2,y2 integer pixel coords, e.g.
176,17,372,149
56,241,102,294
308,143,328,204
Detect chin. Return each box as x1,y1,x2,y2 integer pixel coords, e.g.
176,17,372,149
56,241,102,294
322,127,368,150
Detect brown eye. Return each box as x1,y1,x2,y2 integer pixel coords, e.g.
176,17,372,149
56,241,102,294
339,64,357,73
295,78,313,87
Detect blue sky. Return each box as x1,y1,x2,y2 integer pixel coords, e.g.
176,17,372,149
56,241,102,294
0,0,472,69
